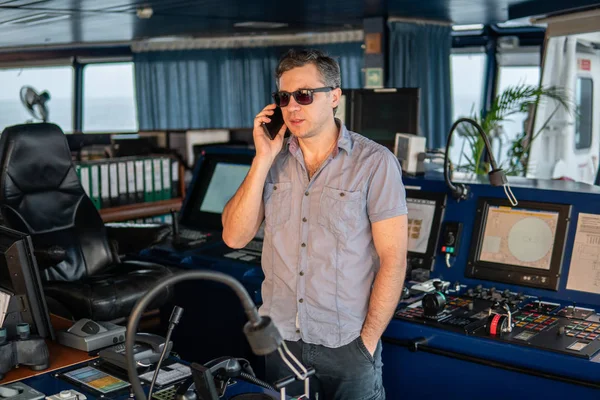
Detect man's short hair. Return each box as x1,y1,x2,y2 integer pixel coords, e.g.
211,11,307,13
275,49,341,90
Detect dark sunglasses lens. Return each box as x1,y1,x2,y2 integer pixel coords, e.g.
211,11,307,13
294,91,313,105
274,92,289,107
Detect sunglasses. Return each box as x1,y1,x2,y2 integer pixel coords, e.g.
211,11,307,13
272,87,334,107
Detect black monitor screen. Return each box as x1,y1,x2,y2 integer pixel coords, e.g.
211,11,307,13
405,190,446,270
350,88,420,148
407,198,437,254
180,150,254,231
467,198,571,290
0,226,54,339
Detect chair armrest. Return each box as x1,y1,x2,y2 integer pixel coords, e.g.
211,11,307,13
34,246,67,269
105,222,172,255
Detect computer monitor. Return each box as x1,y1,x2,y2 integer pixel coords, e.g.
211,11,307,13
466,198,571,290
200,163,252,214
348,88,420,149
405,190,446,270
0,225,54,339
179,149,254,231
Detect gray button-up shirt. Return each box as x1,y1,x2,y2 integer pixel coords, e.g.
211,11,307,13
259,121,408,348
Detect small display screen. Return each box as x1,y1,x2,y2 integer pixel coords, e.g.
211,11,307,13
478,206,560,270
514,331,537,341
567,341,589,352
63,366,130,394
199,163,250,214
406,197,437,254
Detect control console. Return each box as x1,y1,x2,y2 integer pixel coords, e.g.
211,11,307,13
395,284,600,359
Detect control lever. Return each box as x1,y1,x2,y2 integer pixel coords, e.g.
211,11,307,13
169,209,208,249
485,301,513,335
169,209,189,250
170,209,180,242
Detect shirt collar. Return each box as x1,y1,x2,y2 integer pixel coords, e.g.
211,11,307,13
287,118,353,156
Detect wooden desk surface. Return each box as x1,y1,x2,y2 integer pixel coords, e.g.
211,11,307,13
0,315,97,384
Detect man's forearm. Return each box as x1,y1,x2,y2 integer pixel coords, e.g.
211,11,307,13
361,259,406,349
222,156,272,248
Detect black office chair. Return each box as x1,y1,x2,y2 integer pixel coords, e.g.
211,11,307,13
0,123,173,322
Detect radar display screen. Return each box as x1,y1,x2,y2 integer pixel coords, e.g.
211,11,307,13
478,206,559,270
467,198,571,290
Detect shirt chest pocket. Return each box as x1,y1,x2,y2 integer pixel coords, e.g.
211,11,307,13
318,186,362,237
264,182,292,229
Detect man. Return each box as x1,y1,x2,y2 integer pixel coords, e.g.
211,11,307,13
222,49,408,400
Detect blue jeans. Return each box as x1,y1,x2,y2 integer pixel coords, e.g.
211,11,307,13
265,337,385,400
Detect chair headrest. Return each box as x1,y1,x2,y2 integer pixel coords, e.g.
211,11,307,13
0,123,73,193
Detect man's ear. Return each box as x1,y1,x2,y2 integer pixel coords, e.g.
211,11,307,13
331,87,342,110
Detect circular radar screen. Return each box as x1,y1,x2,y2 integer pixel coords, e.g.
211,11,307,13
478,205,559,270
507,217,553,263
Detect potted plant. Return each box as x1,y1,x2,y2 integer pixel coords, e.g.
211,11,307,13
454,83,570,176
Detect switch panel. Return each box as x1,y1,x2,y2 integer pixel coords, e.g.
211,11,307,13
440,222,462,256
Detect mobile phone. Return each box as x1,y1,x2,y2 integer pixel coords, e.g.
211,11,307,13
261,106,285,140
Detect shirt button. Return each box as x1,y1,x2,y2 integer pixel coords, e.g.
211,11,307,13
301,243,306,248
302,217,307,222
339,192,345,197
305,191,309,196
299,271,304,276
296,329,300,333
274,185,278,190
299,298,304,303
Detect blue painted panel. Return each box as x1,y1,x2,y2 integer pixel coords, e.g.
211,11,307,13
404,174,600,307
382,341,600,399
383,173,600,395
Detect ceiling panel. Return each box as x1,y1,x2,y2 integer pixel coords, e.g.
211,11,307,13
0,0,598,50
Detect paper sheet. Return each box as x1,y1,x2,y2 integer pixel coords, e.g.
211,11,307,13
566,213,600,294
0,288,11,327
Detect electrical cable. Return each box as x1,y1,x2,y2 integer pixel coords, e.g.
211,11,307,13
147,306,184,400
444,117,518,205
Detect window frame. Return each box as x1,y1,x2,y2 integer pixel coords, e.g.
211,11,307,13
0,62,75,132
80,60,138,133
574,75,594,151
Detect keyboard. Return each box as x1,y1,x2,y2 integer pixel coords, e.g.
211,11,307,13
179,229,210,241
244,240,263,252
140,363,191,387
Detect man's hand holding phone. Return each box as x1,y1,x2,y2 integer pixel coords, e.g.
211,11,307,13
253,104,287,162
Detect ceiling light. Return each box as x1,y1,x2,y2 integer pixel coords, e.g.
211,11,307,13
136,6,153,19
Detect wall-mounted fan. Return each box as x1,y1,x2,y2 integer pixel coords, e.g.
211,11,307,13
19,86,50,122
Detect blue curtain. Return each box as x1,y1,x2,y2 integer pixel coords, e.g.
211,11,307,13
387,22,452,149
134,42,363,131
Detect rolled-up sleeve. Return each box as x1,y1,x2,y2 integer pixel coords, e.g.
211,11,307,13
367,150,408,222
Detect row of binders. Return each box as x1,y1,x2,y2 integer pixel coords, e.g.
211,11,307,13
75,156,181,209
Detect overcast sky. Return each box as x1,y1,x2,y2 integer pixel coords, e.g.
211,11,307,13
0,62,135,100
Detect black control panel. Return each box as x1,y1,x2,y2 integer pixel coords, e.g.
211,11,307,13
395,284,600,359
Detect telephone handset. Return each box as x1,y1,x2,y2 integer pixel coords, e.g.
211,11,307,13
98,332,173,370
